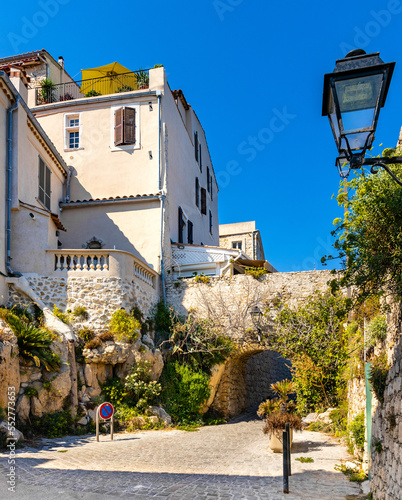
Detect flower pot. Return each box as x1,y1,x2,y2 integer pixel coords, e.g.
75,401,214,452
269,428,293,453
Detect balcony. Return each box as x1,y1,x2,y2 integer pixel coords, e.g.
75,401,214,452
46,249,158,289
35,69,150,105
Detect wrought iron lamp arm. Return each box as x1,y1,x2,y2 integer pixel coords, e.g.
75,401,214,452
361,157,402,187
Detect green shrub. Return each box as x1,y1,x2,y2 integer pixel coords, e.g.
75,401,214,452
366,315,387,345
6,313,61,371
369,354,389,404
160,362,210,423
349,412,365,454
53,306,71,324
24,387,38,398
296,457,314,463
85,89,102,97
101,377,127,406
244,266,268,279
31,410,74,438
373,438,383,453
71,306,89,320
109,309,140,342
77,327,94,343
124,361,161,412
194,273,210,284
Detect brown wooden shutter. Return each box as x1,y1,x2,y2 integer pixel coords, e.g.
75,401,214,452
178,207,185,243
194,132,198,162
195,177,200,207
188,221,193,244
124,107,136,144
207,167,210,193
201,188,207,215
114,108,124,145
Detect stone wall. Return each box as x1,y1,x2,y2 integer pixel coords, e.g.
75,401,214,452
167,271,331,417
246,351,292,408
167,270,333,320
7,275,159,332
370,303,402,500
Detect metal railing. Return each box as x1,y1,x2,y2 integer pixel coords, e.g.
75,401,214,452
35,70,150,105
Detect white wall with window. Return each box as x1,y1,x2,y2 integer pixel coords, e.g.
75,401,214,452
64,113,81,150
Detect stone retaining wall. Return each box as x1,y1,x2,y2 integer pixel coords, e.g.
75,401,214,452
370,303,402,500
7,275,159,332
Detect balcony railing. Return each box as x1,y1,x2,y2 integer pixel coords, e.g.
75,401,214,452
35,70,150,105
46,249,157,288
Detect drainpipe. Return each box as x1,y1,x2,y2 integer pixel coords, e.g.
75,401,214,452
65,165,73,202
156,90,166,304
6,96,22,277
159,193,166,305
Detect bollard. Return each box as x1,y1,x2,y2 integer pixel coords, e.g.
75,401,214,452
286,423,291,476
283,429,289,494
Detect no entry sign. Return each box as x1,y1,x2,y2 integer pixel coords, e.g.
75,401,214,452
99,402,114,420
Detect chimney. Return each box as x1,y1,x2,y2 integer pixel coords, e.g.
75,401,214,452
9,66,28,102
58,56,64,69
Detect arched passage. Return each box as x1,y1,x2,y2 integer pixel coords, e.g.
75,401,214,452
209,347,292,419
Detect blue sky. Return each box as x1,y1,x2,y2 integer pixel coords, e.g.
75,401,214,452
2,0,402,272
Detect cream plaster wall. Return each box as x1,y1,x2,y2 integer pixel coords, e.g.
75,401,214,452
35,97,160,201
161,77,219,247
59,200,161,270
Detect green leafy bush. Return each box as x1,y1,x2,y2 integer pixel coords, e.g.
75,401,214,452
109,309,140,342
194,273,211,284
366,315,387,345
349,412,365,454
24,387,38,398
85,89,102,97
31,410,74,438
244,266,268,279
53,306,71,324
101,377,127,406
71,306,89,320
369,354,389,404
124,361,161,412
77,327,94,343
160,362,210,423
6,313,60,371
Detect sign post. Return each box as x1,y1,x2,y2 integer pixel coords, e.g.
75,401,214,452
96,402,114,442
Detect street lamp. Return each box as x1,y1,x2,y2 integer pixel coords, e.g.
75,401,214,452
323,49,402,185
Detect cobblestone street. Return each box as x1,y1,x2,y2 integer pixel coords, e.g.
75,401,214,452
0,414,362,500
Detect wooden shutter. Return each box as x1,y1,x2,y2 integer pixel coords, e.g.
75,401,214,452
178,206,185,243
114,108,124,145
201,188,207,215
123,107,136,144
207,167,210,193
187,221,193,245
195,177,200,207
44,164,51,209
38,157,45,205
209,210,213,234
199,143,202,171
194,132,198,162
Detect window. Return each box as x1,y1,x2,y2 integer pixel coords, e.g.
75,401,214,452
209,210,213,235
232,241,242,250
65,114,80,150
114,107,136,146
178,206,188,244
194,131,198,162
38,157,51,210
201,187,207,215
207,167,210,193
195,177,200,208
199,143,202,171
187,221,194,244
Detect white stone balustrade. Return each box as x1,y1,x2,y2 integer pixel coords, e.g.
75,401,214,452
46,249,157,289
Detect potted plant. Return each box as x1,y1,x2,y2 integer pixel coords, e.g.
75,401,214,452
40,78,56,104
136,69,149,90
257,379,302,452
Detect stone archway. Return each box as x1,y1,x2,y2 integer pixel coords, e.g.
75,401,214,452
208,346,292,419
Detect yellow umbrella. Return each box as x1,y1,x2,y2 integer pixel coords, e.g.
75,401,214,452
80,62,137,96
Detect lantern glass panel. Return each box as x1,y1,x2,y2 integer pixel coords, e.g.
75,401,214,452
335,73,383,132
